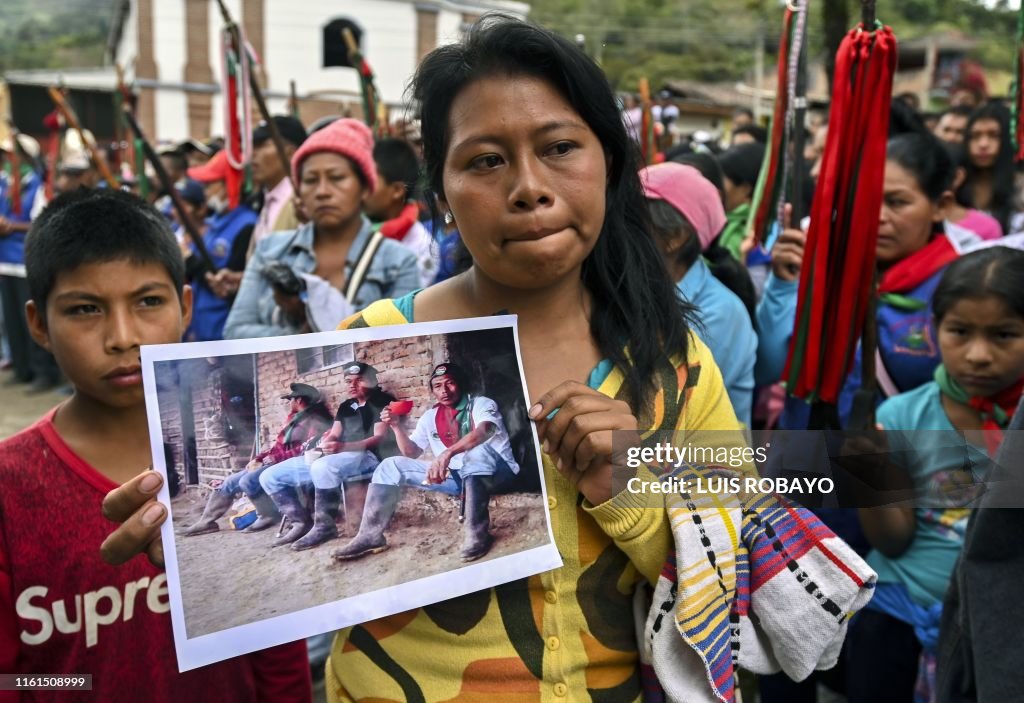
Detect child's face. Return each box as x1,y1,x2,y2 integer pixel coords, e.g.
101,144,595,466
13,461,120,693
937,296,1024,398
27,259,192,410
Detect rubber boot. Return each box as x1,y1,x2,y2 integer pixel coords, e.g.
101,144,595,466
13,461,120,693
331,484,399,561
291,489,341,551
183,490,235,536
243,493,281,533
460,476,494,562
271,487,313,547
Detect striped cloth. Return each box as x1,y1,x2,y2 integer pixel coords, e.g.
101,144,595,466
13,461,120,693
642,467,877,703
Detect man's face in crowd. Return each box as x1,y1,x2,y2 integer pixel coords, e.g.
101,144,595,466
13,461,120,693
934,113,968,144
251,138,290,189
55,168,96,195
430,375,461,407
345,373,373,401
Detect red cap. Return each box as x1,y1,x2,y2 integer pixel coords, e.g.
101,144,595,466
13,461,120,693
187,150,231,183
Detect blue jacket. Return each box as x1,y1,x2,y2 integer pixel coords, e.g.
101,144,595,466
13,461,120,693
757,269,947,429
224,217,419,340
678,258,756,426
0,171,42,265
187,205,258,341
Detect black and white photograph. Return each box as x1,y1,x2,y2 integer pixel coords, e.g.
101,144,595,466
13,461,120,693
141,316,559,671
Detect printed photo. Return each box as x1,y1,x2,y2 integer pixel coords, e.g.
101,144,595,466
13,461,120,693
141,316,560,671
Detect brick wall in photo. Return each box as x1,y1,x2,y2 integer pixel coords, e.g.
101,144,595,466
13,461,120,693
254,335,450,453
156,362,184,480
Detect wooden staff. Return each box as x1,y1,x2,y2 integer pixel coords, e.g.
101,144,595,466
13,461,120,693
289,80,299,119
4,119,24,217
215,0,296,191
46,86,118,187
121,107,216,272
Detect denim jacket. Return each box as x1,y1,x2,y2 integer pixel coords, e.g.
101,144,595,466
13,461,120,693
223,217,419,339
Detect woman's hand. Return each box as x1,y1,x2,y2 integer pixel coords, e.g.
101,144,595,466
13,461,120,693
100,470,167,569
529,381,640,506
771,204,806,282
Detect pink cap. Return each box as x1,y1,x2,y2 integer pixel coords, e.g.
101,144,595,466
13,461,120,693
291,118,377,192
640,162,726,251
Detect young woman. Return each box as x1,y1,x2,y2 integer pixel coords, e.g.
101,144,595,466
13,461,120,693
848,247,1024,703
223,119,420,339
642,161,757,426
956,102,1015,236
940,141,1003,248
103,16,746,700
758,132,962,428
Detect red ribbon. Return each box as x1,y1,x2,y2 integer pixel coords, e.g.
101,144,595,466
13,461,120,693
783,24,898,404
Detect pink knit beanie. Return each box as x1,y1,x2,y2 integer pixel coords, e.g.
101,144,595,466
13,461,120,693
640,162,726,251
291,118,377,192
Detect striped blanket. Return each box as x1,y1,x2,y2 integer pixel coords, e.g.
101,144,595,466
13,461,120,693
641,467,877,702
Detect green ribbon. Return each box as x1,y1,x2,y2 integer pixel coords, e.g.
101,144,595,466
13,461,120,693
934,364,1010,428
879,292,928,312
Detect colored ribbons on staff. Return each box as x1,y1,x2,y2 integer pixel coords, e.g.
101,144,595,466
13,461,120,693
220,26,252,209
749,1,807,245
1015,2,1024,161
782,22,897,404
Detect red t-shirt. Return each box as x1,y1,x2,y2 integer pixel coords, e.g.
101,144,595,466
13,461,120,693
0,410,312,703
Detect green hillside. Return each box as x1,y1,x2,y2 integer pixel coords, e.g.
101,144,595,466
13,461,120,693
0,0,114,71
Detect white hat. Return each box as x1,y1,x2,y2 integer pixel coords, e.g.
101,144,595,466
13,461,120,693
0,133,41,160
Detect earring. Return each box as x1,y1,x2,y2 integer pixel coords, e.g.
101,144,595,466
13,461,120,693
444,212,454,225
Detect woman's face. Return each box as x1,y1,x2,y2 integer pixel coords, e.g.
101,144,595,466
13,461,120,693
439,74,608,290
967,118,1001,170
298,152,367,230
877,160,942,266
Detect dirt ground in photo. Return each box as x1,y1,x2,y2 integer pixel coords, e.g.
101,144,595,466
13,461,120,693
172,483,549,637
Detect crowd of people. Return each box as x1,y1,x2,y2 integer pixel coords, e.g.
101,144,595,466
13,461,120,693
1,12,1023,703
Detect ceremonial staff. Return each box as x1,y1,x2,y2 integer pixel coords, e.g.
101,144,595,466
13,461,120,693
121,107,216,272
4,118,24,217
215,0,296,192
46,86,118,188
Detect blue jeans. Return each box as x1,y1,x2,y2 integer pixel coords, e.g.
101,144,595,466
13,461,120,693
216,465,269,498
372,446,512,496
259,451,378,494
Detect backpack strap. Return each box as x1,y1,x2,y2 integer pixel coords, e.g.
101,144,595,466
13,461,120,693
345,226,385,302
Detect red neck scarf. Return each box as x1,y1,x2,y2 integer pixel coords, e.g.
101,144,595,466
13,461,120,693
878,234,958,295
379,203,419,241
969,380,1024,455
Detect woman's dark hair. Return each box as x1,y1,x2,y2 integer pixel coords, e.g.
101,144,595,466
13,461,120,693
888,97,927,137
646,199,757,328
933,246,1024,322
717,143,765,189
956,101,1015,234
940,141,972,208
886,132,955,202
411,15,695,413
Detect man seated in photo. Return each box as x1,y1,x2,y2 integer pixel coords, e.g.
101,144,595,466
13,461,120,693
183,382,332,536
259,362,395,550
332,362,520,563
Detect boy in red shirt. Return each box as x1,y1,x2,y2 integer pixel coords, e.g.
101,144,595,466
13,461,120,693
0,189,311,702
